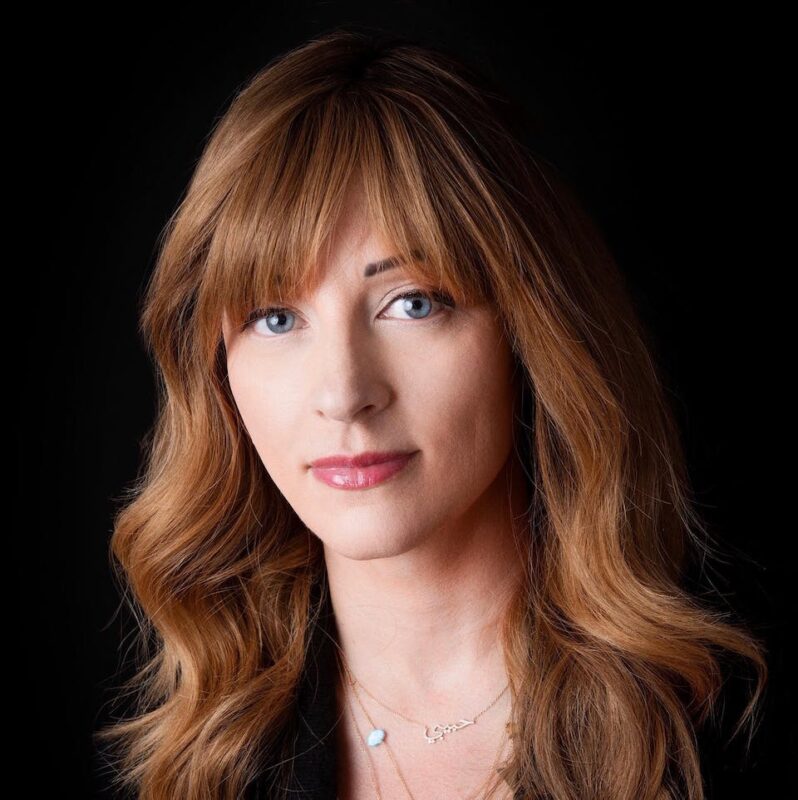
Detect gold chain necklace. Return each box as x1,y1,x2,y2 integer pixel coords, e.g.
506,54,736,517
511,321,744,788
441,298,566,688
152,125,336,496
339,650,511,744
335,649,513,799
343,674,511,799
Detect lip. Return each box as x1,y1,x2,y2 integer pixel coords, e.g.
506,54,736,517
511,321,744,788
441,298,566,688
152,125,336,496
309,450,416,469
310,451,418,490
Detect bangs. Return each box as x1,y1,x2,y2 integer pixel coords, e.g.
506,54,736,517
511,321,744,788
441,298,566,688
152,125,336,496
200,90,493,339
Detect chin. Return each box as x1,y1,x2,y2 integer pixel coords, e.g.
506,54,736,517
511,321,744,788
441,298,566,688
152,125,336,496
321,529,421,561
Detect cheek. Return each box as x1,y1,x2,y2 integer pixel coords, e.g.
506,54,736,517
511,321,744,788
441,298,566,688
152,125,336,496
421,330,516,473
227,357,292,466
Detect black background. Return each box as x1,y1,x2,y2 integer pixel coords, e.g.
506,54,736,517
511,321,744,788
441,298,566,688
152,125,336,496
17,3,792,797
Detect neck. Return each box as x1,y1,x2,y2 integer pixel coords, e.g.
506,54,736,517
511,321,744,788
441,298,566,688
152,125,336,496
323,453,528,716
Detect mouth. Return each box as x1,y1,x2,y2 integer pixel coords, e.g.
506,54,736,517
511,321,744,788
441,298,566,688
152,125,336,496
309,451,419,490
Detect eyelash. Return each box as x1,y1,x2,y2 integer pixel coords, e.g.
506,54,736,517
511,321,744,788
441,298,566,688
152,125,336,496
241,289,456,333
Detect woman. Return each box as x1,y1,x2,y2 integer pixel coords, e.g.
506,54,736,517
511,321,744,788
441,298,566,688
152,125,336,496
95,28,767,800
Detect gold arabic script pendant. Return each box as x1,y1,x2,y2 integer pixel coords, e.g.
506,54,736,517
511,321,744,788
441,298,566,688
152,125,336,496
423,718,475,743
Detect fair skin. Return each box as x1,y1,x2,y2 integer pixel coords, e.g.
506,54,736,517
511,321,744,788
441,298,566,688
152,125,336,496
222,185,527,799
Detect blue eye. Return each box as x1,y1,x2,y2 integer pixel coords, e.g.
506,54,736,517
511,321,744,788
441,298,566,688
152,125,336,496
242,288,455,336
383,289,454,321
246,307,297,335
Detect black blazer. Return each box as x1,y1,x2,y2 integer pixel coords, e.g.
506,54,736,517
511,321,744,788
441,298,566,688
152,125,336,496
248,583,522,800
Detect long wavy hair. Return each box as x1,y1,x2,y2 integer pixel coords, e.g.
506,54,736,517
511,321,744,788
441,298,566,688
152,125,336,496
95,27,768,800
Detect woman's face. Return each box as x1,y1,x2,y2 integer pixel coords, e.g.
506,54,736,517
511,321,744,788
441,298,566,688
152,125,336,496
221,190,520,560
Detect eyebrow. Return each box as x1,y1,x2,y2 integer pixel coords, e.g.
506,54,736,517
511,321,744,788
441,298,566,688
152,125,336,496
363,248,427,277
363,255,407,278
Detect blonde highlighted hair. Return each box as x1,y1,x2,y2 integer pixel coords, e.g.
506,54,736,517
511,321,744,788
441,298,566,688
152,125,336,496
95,27,768,799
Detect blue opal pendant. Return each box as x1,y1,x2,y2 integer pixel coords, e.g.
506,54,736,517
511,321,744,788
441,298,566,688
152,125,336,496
366,728,386,747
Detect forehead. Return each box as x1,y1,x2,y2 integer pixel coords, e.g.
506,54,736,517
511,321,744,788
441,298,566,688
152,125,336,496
310,186,401,281
314,211,394,281
276,193,428,297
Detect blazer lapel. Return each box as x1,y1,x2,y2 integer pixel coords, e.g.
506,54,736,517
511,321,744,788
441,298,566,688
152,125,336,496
284,582,340,799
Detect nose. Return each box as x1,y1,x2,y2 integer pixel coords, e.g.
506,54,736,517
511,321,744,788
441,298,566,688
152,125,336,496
309,321,392,423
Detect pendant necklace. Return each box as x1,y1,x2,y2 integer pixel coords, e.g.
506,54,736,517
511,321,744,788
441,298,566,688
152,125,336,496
341,667,512,800
337,649,511,745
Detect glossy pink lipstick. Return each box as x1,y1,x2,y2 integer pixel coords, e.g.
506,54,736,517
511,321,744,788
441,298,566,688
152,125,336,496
309,450,418,490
